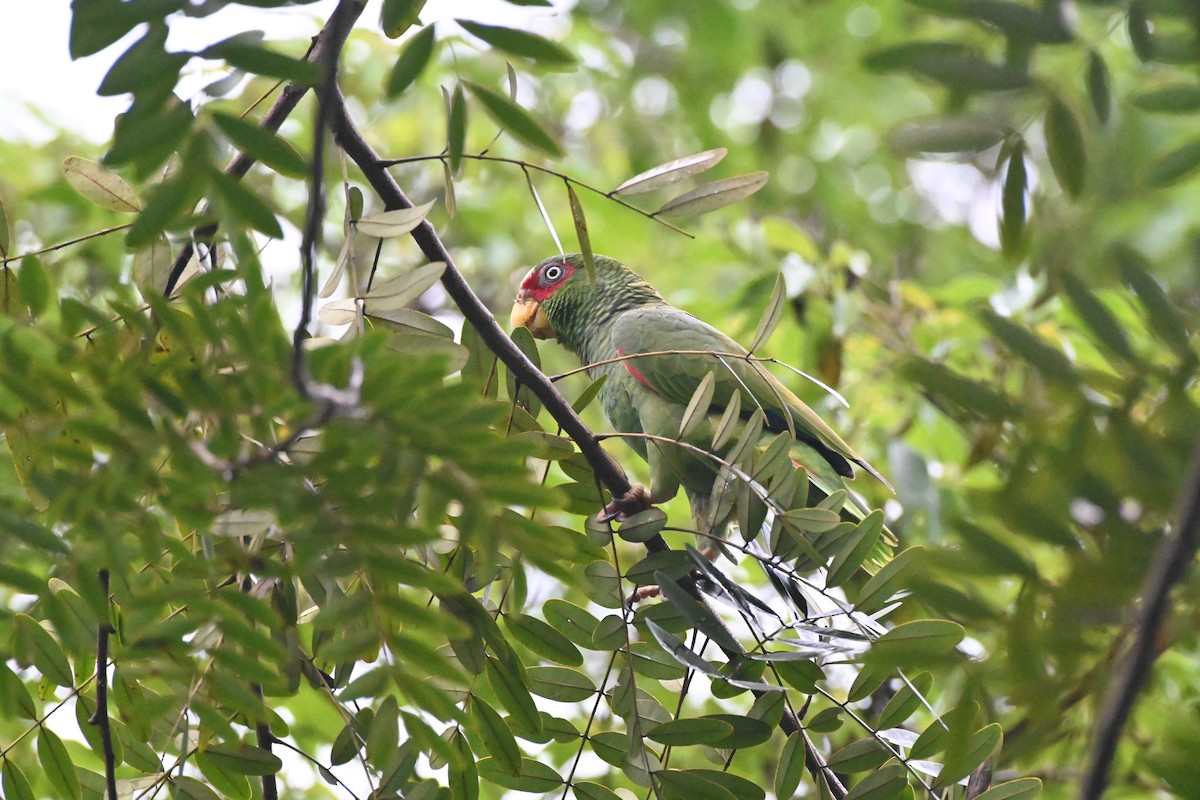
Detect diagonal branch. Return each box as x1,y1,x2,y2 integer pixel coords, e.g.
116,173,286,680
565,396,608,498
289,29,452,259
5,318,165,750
330,89,633,508
1078,437,1200,800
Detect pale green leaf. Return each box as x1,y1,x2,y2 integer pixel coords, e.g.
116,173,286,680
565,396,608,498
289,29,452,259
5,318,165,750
62,156,140,212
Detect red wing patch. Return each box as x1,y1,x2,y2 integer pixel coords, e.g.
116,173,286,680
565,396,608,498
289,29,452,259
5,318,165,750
616,346,651,389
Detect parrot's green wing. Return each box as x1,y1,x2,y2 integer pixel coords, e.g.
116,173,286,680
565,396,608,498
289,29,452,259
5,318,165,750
610,306,888,487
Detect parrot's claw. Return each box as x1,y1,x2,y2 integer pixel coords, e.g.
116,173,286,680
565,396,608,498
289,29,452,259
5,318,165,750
597,484,652,523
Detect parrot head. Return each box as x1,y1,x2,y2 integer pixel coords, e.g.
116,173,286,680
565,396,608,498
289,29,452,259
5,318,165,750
510,254,663,349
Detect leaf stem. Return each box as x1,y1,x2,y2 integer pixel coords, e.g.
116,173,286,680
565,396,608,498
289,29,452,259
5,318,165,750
380,152,695,238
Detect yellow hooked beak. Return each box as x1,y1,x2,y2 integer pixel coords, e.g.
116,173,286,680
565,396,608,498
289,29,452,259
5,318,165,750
510,294,556,339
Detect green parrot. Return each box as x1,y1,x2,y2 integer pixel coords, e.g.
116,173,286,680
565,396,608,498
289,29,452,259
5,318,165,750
510,253,889,551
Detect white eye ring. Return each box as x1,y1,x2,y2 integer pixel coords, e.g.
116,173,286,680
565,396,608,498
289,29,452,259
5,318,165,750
542,264,564,282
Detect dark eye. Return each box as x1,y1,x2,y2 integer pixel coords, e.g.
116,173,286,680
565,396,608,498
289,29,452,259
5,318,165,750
541,263,565,283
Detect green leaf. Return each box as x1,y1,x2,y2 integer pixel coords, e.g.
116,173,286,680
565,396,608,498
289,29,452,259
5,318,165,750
877,672,935,730
826,738,889,773
624,550,695,585
503,613,583,666
15,613,73,687
1114,246,1191,357
701,714,773,748
485,655,541,735
543,598,601,646
977,310,1078,385
855,546,923,613
807,706,844,732
125,170,206,249
457,20,575,66
1127,2,1154,61
198,742,284,776
448,732,479,800
38,727,82,800
845,763,909,800
574,781,623,800
827,510,885,586
2,760,35,800
469,696,521,777
356,199,436,237
999,141,1026,259
97,22,187,97
171,775,223,800
646,717,735,746
870,619,965,666
195,748,253,799
901,357,1018,419
679,371,716,439
937,723,1003,787
617,508,668,543
975,777,1043,800
1086,51,1111,123
527,666,596,702
381,0,428,38
572,375,607,414
106,96,196,177
466,81,563,157
208,168,283,239
15,256,47,318
1058,270,1136,362
890,118,1006,154
70,0,178,59
211,112,307,178
655,769,737,800
567,184,596,284
654,172,769,218
62,156,140,212
366,696,401,770
775,732,806,800
710,390,742,452
447,83,467,173
1145,140,1200,187
1044,97,1085,198
0,663,38,720
748,272,786,353
203,40,322,85
614,148,728,195
1132,83,1200,114
387,24,437,96
478,757,564,792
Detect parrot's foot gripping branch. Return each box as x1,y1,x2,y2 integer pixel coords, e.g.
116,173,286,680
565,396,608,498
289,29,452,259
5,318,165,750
597,484,655,523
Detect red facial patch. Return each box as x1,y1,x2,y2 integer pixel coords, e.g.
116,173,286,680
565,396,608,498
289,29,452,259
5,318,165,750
616,346,651,388
519,260,575,302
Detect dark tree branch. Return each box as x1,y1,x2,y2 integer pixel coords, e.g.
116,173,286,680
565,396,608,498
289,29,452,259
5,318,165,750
1079,437,1200,800
162,1,368,297
88,569,117,800
330,91,849,797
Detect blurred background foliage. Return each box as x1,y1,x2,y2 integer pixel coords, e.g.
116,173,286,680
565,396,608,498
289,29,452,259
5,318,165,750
0,0,1198,798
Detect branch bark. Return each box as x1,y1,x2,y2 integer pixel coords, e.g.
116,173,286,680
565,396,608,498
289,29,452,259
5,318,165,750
1079,437,1200,800
89,569,117,800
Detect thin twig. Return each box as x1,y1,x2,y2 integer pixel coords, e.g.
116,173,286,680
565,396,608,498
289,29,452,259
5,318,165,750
1079,437,1200,800
381,152,694,238
89,569,118,800
1,224,132,266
